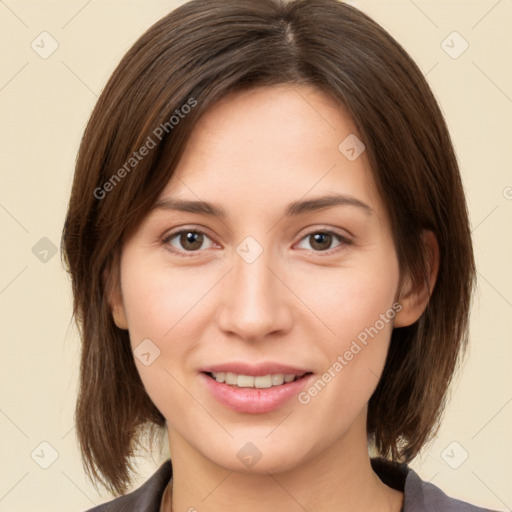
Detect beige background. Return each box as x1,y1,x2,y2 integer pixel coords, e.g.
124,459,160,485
0,0,511,510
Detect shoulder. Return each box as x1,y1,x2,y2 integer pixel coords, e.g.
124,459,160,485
371,458,499,512
83,457,499,512
404,468,499,512
82,460,172,512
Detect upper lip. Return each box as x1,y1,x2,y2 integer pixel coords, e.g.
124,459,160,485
201,362,312,377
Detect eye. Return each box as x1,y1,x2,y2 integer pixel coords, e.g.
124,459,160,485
295,230,350,252
163,229,215,255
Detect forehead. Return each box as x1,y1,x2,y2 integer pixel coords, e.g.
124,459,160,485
160,84,382,216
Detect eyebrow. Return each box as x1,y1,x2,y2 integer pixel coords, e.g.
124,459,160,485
153,193,373,219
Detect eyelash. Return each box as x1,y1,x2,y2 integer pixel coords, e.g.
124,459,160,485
161,227,352,258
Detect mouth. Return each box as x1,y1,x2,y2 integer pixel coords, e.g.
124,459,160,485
200,365,314,414
204,371,312,389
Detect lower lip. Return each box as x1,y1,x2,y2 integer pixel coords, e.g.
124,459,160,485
201,372,314,414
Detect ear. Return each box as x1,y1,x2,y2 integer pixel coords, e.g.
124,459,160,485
394,230,439,328
103,265,128,330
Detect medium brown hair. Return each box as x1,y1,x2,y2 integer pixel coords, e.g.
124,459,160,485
62,0,475,495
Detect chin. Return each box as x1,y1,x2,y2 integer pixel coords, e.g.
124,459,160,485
198,434,315,476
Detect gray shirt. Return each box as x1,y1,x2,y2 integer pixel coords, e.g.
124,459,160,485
85,458,498,511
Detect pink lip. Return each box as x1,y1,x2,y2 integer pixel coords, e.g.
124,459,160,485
200,371,314,414
201,361,311,377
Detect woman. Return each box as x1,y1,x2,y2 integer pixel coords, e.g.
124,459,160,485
62,0,496,510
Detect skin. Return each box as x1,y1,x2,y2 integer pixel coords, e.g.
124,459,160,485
111,84,438,512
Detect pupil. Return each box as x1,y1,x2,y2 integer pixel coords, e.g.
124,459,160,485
311,233,332,251
181,231,203,250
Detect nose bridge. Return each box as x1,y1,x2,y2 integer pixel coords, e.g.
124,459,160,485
217,238,291,340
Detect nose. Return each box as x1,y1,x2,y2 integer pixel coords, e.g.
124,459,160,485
216,246,293,342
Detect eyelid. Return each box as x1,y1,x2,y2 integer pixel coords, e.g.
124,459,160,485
294,227,353,254
161,225,353,257
161,226,219,257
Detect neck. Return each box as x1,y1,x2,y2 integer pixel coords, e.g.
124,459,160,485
166,414,403,512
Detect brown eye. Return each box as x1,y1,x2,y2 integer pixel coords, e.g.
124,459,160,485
180,231,204,250
296,230,349,253
309,232,333,251
165,230,213,253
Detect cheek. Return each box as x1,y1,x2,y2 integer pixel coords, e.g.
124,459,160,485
120,259,217,344
293,254,400,408
295,252,399,342
118,258,221,400
118,265,197,415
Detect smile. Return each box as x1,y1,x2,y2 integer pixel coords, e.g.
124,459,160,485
201,369,314,414
208,371,309,389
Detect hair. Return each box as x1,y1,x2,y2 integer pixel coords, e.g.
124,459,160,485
62,0,475,496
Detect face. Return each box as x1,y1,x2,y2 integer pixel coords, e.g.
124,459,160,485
111,84,417,474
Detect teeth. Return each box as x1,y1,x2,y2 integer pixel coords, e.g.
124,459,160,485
237,374,256,387
211,372,304,388
225,372,238,385
271,374,284,386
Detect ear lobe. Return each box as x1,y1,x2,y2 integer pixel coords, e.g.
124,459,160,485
111,292,128,330
394,231,439,328
103,267,128,330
